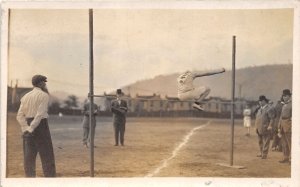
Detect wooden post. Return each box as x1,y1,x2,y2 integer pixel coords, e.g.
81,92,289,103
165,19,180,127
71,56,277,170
217,36,244,169
88,9,95,177
230,36,236,166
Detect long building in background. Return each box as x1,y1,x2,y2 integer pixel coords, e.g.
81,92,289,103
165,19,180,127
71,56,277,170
7,85,256,118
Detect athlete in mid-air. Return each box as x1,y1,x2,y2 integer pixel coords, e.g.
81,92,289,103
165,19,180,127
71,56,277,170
177,68,225,111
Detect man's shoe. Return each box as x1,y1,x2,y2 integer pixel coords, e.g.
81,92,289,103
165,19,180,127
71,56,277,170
192,103,204,111
261,155,267,159
279,159,289,163
114,144,119,146
256,154,262,157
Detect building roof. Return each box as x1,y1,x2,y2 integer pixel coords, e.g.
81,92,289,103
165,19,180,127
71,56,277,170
135,93,161,99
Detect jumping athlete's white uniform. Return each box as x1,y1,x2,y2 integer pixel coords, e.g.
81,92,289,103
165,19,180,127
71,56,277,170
177,71,209,101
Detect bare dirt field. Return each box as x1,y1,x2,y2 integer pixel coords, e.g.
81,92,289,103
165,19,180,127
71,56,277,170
6,113,290,178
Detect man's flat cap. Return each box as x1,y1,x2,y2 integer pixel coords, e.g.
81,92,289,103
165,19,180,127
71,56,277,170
32,75,47,86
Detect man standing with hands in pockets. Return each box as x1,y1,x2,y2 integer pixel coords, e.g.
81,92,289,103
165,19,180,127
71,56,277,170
255,95,275,159
16,74,56,177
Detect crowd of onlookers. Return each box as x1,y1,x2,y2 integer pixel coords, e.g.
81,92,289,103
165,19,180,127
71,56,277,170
243,89,292,164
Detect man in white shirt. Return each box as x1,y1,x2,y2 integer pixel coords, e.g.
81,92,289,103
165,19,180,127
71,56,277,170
177,68,225,111
16,75,56,177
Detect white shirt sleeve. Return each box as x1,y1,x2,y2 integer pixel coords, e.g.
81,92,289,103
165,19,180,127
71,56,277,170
27,94,49,133
16,102,30,133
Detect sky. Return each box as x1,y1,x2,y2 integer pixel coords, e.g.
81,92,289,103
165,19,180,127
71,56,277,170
7,8,293,98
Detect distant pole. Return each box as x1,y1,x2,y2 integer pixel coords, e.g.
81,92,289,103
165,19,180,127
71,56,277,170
238,84,242,99
230,36,236,166
88,9,95,177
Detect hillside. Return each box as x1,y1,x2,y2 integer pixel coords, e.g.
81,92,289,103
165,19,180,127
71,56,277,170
120,64,292,102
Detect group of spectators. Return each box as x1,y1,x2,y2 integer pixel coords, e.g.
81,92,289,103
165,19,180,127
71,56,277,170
243,89,292,164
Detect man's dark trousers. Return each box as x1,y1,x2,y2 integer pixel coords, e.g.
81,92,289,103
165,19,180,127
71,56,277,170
281,131,291,160
114,122,125,145
23,118,56,177
271,133,282,151
257,131,271,157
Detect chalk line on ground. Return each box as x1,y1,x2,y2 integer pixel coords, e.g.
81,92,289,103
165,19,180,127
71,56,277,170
145,120,211,177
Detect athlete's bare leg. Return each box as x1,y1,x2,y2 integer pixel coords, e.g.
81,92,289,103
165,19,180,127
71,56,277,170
196,87,210,102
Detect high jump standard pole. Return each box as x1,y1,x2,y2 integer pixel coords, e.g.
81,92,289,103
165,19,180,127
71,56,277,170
230,35,236,166
217,36,244,169
88,8,95,177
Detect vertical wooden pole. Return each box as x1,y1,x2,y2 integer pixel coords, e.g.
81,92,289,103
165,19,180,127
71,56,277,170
88,9,95,177
230,36,236,166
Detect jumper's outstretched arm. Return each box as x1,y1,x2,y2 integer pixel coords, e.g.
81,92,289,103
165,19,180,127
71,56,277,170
193,68,225,78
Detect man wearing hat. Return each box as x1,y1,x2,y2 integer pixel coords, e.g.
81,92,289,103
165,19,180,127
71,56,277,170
255,95,276,159
16,75,56,177
278,89,292,163
111,89,128,146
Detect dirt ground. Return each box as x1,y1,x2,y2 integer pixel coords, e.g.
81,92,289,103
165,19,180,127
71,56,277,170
5,113,290,178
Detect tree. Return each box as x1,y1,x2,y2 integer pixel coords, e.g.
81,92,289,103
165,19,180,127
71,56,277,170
49,101,61,114
64,95,79,109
